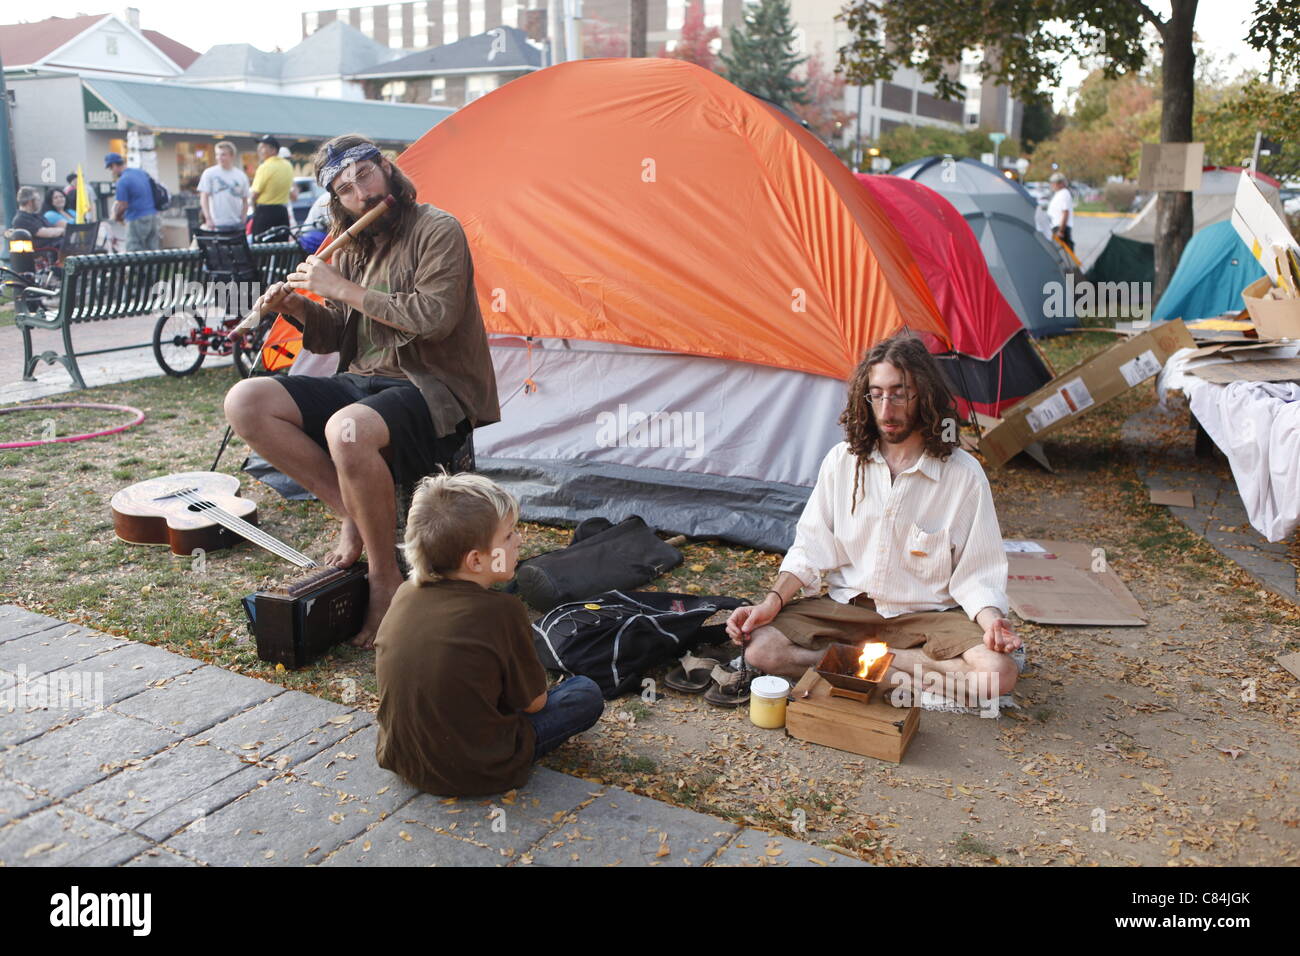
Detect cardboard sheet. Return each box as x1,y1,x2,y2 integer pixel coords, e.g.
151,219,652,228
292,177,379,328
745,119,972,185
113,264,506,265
980,321,1195,469
1005,539,1146,626
1231,172,1300,285
1189,358,1300,384
1149,489,1195,508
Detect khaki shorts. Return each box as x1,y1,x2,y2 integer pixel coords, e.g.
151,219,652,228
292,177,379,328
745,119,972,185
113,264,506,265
770,594,983,662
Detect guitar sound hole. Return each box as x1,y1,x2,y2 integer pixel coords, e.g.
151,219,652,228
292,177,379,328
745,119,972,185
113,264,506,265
187,501,215,512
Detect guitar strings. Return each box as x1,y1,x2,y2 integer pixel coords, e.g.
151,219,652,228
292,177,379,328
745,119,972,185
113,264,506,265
172,489,317,568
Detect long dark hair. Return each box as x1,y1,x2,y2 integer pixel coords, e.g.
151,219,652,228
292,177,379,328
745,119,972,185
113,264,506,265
840,332,959,512
312,133,418,262
42,187,69,217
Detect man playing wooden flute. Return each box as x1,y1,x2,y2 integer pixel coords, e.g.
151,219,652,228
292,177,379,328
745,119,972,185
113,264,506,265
224,133,500,649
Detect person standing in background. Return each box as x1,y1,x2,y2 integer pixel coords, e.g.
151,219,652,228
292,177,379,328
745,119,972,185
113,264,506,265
198,141,250,233
1047,172,1075,252
249,135,293,235
106,152,160,252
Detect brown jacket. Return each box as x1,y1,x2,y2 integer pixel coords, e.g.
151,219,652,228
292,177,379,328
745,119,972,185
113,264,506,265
300,203,500,435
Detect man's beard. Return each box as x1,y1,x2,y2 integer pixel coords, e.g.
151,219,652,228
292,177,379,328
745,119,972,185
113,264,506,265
878,414,917,444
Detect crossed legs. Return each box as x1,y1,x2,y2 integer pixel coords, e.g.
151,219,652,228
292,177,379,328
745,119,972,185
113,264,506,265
223,377,403,648
743,625,1018,706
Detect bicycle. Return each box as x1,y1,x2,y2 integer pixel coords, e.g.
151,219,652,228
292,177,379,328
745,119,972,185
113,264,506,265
150,224,313,380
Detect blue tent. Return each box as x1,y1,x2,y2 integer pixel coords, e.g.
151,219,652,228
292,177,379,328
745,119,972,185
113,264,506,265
1153,221,1266,322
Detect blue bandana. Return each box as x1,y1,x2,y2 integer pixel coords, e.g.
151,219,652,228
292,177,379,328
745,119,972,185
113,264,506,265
319,143,382,189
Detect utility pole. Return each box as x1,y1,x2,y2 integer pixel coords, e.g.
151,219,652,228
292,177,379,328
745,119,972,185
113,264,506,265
549,0,567,63
853,83,863,170
0,53,17,252
629,0,647,57
565,0,583,61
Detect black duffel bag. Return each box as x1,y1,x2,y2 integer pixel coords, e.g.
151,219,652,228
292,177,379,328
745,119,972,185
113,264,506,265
532,589,747,698
513,516,683,612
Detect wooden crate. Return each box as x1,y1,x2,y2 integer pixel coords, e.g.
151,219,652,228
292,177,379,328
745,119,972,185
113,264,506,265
786,670,919,763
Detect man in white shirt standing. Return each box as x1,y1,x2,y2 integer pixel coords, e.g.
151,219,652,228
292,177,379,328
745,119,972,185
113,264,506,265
1047,172,1075,252
727,333,1021,707
197,141,250,233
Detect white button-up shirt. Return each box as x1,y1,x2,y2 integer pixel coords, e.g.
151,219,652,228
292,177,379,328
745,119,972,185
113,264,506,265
779,441,1009,620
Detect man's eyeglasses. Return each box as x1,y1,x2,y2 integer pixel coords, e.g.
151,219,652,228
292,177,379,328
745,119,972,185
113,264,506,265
867,390,916,407
332,162,381,200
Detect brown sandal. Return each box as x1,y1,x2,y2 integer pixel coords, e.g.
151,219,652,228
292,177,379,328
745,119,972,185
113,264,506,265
704,663,752,708
665,652,720,694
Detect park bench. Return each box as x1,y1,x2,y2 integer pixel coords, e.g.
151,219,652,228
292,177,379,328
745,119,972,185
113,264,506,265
15,243,301,390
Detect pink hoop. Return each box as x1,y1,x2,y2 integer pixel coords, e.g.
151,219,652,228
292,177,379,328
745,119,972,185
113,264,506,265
0,403,147,449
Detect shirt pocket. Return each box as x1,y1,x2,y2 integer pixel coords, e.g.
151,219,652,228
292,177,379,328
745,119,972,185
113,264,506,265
901,522,952,592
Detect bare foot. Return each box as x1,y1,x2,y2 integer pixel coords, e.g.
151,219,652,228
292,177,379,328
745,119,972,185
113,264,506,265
348,570,402,649
324,518,363,568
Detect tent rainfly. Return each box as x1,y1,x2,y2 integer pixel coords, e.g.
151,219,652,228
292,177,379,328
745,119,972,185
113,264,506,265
855,174,1054,417
397,57,957,550
891,155,1075,338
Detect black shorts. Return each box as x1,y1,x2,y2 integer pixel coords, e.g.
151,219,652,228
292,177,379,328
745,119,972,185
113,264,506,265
275,372,469,487
252,204,289,235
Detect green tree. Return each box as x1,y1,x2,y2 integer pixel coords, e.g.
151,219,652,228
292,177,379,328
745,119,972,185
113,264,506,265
1198,81,1300,182
1019,95,1060,153
832,0,1300,302
721,0,808,108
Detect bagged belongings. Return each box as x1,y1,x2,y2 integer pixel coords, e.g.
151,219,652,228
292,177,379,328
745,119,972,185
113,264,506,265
532,589,748,698
514,516,684,612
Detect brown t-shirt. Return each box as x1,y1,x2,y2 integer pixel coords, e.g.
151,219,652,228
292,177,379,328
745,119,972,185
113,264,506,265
374,578,548,797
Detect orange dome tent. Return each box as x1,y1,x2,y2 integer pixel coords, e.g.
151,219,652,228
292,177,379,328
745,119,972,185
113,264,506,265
397,58,955,549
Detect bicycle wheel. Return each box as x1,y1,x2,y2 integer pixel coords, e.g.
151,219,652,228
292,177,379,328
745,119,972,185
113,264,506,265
152,311,207,377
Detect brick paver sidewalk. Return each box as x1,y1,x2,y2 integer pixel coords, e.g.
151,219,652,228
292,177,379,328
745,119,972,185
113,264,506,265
0,606,863,867
0,315,234,405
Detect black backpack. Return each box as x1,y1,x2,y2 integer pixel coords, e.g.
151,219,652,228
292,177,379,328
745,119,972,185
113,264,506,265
147,174,170,213
532,589,747,699
512,516,684,612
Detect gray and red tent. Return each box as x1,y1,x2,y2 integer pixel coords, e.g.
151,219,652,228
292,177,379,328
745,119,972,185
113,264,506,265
856,173,1054,418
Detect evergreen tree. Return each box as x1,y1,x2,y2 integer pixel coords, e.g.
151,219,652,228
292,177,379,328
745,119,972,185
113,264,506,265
721,0,808,107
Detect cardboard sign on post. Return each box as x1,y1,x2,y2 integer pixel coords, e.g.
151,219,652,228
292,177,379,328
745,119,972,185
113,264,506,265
1137,143,1205,191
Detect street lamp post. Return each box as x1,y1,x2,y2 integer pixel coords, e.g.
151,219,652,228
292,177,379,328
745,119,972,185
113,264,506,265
989,131,1007,172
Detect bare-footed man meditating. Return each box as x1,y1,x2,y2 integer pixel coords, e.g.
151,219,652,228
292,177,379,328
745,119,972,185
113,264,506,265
726,333,1021,708
224,133,500,648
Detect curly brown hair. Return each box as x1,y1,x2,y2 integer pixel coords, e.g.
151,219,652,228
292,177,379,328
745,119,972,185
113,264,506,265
313,133,419,262
840,332,959,512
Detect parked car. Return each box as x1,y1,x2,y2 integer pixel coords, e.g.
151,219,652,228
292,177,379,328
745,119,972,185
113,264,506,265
292,177,327,224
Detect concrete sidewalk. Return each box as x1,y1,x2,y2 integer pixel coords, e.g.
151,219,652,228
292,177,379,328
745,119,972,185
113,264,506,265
0,606,863,867
1123,406,1297,602
0,314,234,406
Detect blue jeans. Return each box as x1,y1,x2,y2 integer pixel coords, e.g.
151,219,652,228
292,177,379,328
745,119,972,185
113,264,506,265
526,676,604,760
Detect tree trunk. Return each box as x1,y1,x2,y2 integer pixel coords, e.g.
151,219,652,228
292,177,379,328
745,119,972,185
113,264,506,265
629,0,647,57
1153,0,1198,305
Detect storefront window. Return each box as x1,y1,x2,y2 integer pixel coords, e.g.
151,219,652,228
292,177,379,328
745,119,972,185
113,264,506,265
174,140,208,192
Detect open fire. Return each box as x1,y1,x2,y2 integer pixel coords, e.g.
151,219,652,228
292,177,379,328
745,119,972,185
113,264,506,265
856,642,889,680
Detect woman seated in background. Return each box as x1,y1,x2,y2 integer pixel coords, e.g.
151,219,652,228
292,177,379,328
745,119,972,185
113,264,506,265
42,188,76,227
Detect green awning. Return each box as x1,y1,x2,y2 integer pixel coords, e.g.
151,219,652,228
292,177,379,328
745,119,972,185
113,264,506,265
82,77,452,145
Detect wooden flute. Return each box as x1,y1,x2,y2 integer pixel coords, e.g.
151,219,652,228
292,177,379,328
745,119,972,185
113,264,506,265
230,193,397,335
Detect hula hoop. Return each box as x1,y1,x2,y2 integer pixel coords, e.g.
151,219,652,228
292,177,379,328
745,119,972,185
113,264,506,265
0,402,146,449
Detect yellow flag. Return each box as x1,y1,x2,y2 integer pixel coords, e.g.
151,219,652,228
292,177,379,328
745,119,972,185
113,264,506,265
75,164,91,224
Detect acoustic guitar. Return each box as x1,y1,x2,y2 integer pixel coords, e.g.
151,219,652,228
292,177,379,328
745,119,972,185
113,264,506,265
111,471,316,567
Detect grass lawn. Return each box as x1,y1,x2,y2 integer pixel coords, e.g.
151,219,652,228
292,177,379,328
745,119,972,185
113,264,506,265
2,334,1297,865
